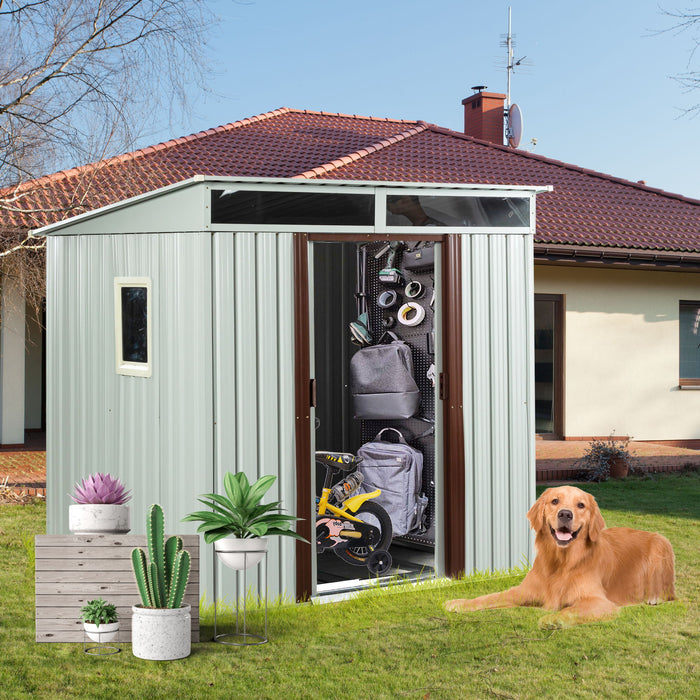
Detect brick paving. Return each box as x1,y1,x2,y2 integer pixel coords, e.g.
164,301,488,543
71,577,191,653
536,439,700,482
0,432,47,499
1,433,699,499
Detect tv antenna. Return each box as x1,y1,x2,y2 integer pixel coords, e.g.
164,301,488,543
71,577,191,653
501,7,527,148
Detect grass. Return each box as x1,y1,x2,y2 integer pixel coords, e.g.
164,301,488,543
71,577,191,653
0,473,698,699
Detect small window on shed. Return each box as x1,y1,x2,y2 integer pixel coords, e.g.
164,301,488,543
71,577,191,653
115,277,151,377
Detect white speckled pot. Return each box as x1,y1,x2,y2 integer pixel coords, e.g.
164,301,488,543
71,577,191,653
83,621,119,643
214,536,268,570
131,605,191,660
69,504,130,534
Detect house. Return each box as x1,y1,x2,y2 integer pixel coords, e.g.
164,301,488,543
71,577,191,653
2,93,700,450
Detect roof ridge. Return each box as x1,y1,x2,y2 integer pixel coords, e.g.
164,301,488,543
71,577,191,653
292,122,428,179
425,123,700,206
290,107,421,125
10,107,295,194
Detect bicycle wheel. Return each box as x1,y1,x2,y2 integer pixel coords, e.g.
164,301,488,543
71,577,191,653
336,501,393,567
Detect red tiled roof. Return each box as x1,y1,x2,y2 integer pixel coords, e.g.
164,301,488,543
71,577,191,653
2,107,699,253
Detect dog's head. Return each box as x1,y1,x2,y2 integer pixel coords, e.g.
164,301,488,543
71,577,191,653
527,486,605,547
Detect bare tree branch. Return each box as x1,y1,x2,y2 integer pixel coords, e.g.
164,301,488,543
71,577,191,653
0,0,216,326
657,6,700,115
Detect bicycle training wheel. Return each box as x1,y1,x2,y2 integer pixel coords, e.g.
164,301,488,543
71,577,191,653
336,501,393,568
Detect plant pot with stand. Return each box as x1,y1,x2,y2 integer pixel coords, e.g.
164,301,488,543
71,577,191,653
80,597,120,655
183,471,308,644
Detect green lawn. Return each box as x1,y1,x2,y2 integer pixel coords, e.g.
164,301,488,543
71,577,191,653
1,473,698,699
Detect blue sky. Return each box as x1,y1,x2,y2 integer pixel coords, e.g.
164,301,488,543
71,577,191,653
147,0,700,199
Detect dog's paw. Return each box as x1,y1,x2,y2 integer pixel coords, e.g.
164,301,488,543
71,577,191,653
444,599,466,613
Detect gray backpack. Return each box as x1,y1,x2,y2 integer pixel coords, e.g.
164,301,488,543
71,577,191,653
357,428,428,537
350,332,420,420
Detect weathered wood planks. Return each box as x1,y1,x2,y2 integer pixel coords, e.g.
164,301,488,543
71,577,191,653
35,534,200,643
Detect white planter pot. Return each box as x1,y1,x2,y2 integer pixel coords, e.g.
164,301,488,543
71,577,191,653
83,621,119,643
214,536,268,570
69,504,131,534
131,605,191,660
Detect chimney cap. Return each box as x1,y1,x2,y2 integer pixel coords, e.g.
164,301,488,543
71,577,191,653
470,85,487,92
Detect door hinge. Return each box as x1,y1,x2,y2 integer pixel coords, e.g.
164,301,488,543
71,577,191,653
309,378,317,408
439,372,448,400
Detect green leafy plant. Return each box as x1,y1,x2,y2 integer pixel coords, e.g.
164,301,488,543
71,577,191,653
131,504,191,609
576,434,633,482
80,598,118,627
183,472,308,544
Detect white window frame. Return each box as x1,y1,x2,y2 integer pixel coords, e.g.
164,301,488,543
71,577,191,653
114,277,152,378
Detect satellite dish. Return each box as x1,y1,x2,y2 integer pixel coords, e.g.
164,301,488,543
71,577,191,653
508,103,523,148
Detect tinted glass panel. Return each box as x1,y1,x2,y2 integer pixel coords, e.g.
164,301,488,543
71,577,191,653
211,189,374,226
121,287,148,363
386,195,529,227
534,299,555,433
680,302,700,379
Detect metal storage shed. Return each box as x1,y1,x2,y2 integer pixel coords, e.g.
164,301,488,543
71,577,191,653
37,176,549,602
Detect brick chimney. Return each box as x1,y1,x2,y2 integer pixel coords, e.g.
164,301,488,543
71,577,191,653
462,87,506,144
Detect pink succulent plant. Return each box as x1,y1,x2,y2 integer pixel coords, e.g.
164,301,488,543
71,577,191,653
70,473,132,505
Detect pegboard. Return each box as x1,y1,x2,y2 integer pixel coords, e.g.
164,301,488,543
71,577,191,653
357,241,436,546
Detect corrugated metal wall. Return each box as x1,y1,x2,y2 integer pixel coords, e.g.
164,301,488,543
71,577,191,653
212,232,298,603
46,231,213,566
461,233,535,573
47,229,299,604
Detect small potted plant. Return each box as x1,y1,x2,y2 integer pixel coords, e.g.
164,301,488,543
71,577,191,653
69,473,132,534
183,472,307,570
576,434,633,481
131,504,192,660
80,597,120,642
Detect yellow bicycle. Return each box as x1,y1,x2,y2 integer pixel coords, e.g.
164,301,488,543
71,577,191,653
315,451,393,575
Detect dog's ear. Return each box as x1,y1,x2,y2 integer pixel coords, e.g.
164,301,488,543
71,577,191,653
586,493,606,542
527,490,549,532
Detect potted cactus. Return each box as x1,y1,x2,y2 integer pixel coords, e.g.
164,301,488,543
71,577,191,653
80,597,119,642
130,504,192,660
69,473,132,534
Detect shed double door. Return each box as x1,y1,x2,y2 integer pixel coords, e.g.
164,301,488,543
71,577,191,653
293,234,466,599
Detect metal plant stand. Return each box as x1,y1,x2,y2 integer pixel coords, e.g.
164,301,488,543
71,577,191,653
213,549,268,646
83,627,121,656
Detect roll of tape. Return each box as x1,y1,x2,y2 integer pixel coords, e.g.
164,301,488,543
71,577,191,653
405,281,425,299
377,290,399,309
382,315,396,328
398,302,426,327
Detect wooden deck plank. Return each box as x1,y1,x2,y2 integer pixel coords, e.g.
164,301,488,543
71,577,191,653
35,558,199,572
35,535,200,643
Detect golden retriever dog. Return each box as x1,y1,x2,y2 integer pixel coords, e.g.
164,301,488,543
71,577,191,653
445,485,675,628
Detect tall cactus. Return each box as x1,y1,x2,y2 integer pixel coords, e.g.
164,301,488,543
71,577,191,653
131,504,191,609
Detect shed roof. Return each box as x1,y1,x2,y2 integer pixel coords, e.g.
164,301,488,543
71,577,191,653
3,107,699,255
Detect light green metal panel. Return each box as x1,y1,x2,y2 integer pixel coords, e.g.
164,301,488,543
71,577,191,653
488,235,510,570
461,233,534,574
46,233,213,545
506,234,535,567
158,234,213,533
41,182,208,236
211,231,298,604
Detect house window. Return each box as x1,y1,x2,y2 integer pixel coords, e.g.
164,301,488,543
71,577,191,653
115,277,151,377
679,301,700,387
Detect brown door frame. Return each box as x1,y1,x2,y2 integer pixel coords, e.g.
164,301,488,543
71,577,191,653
293,233,466,599
534,293,565,439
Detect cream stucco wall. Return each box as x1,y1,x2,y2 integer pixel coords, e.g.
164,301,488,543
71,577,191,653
535,264,700,441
